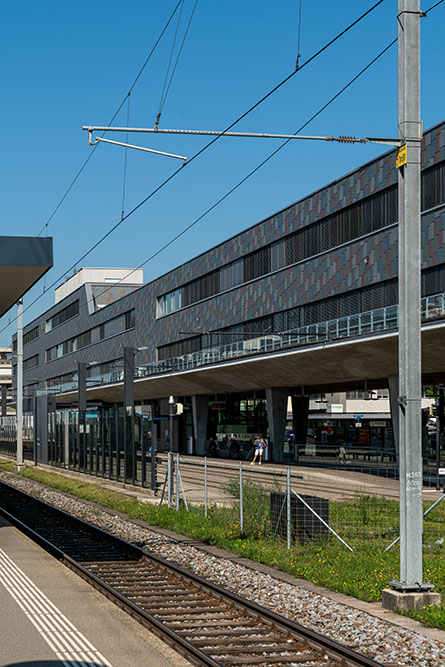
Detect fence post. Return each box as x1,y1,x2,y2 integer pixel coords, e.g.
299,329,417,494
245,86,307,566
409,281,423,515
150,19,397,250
239,461,244,535
176,453,180,511
204,456,208,517
167,452,172,508
287,468,291,550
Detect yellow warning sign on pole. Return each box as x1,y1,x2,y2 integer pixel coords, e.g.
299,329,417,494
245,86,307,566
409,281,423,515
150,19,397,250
396,144,407,168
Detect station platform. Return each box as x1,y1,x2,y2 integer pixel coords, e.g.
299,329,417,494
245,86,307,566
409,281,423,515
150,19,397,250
0,514,189,667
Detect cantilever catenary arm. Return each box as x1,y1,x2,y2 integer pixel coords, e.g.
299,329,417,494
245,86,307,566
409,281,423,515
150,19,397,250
89,134,187,164
84,125,401,147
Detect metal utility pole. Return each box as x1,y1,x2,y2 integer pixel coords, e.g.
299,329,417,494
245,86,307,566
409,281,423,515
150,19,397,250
15,299,24,471
395,0,427,591
78,362,87,472
168,395,176,503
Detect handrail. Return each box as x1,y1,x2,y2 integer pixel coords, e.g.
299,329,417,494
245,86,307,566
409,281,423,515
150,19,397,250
38,291,445,394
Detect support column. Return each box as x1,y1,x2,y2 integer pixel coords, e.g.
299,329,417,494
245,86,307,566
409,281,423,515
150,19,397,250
388,376,400,466
266,387,288,463
123,347,135,483
396,0,423,592
15,298,24,470
34,394,55,465
78,362,87,471
191,395,209,455
383,0,440,608
1,384,7,416
292,392,309,460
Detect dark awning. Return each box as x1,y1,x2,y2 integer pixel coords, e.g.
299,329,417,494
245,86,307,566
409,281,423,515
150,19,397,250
0,236,53,317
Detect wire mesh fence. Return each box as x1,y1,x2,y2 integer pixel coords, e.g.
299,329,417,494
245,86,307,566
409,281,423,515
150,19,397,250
159,454,445,556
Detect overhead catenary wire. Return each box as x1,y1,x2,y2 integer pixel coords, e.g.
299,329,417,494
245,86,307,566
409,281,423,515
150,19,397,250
156,0,185,129
36,0,184,238
0,0,393,335
93,38,399,309
121,93,131,220
2,38,398,341
296,0,303,69
156,0,199,126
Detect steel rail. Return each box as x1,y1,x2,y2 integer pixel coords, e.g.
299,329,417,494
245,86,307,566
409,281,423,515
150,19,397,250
0,479,384,667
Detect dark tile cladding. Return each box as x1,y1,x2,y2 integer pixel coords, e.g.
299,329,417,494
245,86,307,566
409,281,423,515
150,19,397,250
13,122,445,389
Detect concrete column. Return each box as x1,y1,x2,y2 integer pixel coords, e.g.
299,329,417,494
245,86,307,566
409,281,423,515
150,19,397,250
266,387,288,463
1,384,7,416
34,395,56,465
388,375,400,467
78,362,87,470
123,347,135,483
292,393,309,450
191,395,209,455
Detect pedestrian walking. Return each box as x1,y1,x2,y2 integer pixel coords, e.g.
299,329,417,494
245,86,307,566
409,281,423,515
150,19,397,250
229,437,240,459
250,434,267,465
204,437,218,457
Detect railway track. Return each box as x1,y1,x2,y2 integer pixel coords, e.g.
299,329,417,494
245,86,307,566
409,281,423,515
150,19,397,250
0,479,383,667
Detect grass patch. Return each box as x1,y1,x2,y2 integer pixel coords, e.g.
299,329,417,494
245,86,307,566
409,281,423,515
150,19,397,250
1,460,445,630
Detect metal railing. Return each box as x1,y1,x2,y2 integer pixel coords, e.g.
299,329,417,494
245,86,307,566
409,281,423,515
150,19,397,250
39,291,445,395
137,291,445,378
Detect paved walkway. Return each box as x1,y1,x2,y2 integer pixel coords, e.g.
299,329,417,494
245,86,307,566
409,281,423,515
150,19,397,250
0,514,188,667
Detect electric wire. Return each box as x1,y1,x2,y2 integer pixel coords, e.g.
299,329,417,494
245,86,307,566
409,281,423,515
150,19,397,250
0,0,390,335
425,0,444,12
296,0,303,69
92,39,399,311
159,0,199,121
4,38,397,342
36,0,183,238
156,0,185,126
121,93,131,220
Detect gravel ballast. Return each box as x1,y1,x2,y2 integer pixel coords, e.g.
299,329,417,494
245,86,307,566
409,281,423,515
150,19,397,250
1,470,443,666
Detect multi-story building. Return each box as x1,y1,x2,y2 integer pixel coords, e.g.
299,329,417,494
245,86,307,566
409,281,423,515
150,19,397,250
11,121,445,472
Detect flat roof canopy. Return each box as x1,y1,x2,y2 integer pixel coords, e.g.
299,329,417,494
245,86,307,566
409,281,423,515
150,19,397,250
0,236,53,317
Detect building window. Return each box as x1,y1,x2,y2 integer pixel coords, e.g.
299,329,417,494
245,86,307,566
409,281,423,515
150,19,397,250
244,246,271,282
270,240,286,272
157,336,201,360
220,260,243,292
45,310,135,362
46,300,79,332
23,326,39,346
182,271,220,308
23,355,39,371
156,288,182,317
421,163,445,211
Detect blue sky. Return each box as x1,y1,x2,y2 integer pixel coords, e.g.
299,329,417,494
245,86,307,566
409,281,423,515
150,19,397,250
1,0,444,345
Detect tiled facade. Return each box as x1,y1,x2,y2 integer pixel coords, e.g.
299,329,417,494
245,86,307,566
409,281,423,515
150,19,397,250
13,121,445,397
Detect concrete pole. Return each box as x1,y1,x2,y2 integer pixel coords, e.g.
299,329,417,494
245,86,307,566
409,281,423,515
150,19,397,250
78,362,87,471
15,299,24,470
396,0,424,590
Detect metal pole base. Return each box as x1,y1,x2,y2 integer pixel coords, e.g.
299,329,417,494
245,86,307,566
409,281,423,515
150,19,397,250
14,463,26,473
388,580,435,592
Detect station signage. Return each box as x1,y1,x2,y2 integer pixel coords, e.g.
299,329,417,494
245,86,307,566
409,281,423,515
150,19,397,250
209,401,227,410
438,468,445,476
396,144,407,168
